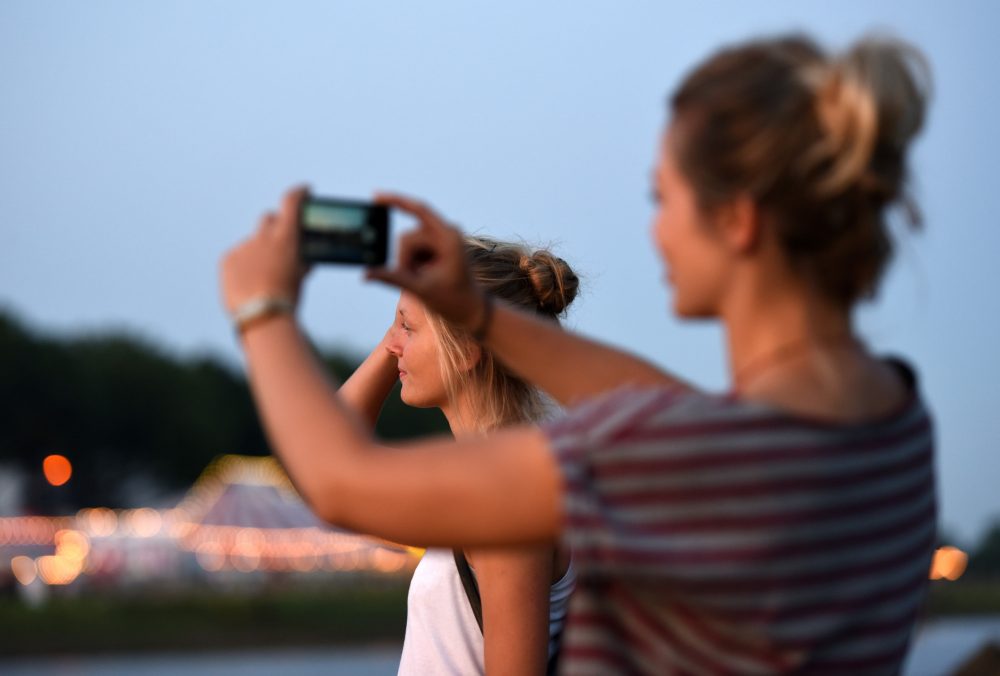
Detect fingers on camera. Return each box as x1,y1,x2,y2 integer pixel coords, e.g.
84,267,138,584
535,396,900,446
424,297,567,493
258,211,278,235
375,192,446,232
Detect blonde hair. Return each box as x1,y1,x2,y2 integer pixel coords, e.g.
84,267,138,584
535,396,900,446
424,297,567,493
670,33,930,305
425,236,579,433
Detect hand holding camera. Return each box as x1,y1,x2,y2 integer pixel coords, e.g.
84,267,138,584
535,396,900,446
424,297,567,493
365,193,488,335
295,188,486,334
220,186,310,328
221,186,487,338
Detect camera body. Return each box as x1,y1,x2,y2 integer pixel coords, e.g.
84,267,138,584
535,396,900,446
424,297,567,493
298,195,389,265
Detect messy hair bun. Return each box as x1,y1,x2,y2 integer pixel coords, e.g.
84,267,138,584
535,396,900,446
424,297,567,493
423,235,581,432
670,33,931,305
466,236,579,319
519,249,580,317
806,36,930,203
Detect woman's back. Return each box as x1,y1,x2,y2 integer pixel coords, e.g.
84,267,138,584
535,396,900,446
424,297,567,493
545,360,934,674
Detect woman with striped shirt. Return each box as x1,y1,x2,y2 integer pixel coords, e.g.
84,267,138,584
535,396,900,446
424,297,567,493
221,32,934,674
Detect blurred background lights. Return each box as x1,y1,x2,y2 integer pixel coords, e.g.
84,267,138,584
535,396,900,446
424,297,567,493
77,507,118,537
128,508,163,538
930,546,969,581
54,529,90,563
36,554,83,585
11,556,38,586
2,455,418,584
43,454,72,486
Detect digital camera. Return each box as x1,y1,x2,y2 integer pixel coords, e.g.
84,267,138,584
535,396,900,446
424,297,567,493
298,195,389,265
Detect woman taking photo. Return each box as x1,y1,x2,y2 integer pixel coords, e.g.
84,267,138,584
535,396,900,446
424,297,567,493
338,237,578,675
222,32,935,675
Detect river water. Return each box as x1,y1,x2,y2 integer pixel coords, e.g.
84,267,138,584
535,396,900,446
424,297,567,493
3,617,999,675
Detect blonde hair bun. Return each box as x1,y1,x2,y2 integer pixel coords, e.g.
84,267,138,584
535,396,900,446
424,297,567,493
520,250,580,317
464,236,580,319
811,35,930,200
425,235,582,432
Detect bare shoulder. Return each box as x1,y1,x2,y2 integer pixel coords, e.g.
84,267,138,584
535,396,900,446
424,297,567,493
861,356,913,414
825,353,910,422
751,352,913,424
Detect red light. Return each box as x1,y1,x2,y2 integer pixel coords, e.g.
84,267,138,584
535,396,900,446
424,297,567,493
43,455,72,486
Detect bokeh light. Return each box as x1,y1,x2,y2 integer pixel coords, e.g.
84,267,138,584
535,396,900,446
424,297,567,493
43,454,73,486
930,546,969,581
36,554,83,585
55,529,91,563
78,507,118,537
128,508,163,538
10,556,37,586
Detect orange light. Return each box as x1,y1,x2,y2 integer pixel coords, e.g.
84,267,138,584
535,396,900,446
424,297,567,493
36,554,83,585
54,530,90,562
43,455,72,486
930,546,968,581
10,556,37,586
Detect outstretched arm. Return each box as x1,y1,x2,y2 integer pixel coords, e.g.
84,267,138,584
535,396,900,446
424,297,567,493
241,316,561,546
369,193,690,407
221,187,561,547
480,300,687,407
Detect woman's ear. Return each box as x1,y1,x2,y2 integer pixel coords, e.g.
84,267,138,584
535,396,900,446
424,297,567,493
718,194,761,254
459,340,482,373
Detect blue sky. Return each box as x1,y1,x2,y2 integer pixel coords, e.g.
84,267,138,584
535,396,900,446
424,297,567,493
2,1,998,544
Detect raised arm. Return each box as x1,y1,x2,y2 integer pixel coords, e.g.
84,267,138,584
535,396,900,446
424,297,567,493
337,327,399,429
368,193,690,407
240,316,560,546
220,187,561,547
480,300,686,407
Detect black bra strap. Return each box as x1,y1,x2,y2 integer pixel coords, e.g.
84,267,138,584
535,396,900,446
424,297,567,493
453,548,563,675
453,549,484,632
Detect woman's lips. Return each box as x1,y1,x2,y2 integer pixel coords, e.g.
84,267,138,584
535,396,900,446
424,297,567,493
399,370,407,378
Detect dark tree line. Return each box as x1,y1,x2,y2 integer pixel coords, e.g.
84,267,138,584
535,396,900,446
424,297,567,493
963,523,1000,579
0,309,447,513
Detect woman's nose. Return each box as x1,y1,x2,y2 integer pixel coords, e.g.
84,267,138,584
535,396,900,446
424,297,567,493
385,328,404,358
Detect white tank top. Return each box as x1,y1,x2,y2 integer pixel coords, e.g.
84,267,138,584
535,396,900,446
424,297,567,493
397,548,576,675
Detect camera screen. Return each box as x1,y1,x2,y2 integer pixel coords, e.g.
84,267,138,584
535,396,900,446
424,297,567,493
302,202,369,233
299,196,388,265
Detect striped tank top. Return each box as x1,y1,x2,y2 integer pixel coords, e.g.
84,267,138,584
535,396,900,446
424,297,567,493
544,361,935,675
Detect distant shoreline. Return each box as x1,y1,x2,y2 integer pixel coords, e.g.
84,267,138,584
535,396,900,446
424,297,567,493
0,585,409,658
1,580,998,658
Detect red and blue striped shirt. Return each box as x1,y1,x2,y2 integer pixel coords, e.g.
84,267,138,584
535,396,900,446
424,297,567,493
545,367,935,675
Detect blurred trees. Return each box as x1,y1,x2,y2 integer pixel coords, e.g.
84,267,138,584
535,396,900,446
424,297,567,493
938,525,1000,580
0,310,447,513
966,523,1000,579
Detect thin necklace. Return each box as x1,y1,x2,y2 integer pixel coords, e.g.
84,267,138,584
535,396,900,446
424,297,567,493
731,334,863,394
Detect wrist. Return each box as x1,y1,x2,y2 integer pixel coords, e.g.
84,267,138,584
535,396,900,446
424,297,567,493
469,290,495,343
231,295,296,338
